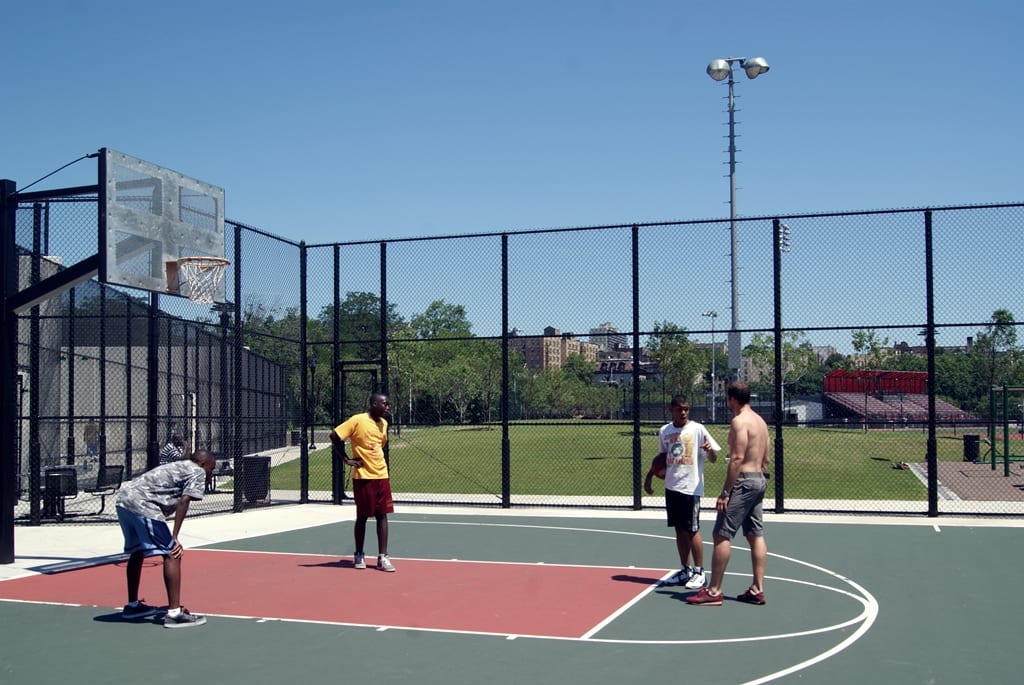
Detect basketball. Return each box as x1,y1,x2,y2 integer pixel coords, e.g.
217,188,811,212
651,453,667,479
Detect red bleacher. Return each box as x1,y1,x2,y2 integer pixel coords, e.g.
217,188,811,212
823,370,975,422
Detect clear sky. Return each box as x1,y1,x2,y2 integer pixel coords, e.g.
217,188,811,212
6,0,1021,241
5,1,1022,353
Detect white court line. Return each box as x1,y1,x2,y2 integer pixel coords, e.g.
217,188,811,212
393,518,881,685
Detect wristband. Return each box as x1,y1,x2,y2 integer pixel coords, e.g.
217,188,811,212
720,490,730,498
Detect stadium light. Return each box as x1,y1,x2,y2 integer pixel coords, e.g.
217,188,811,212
707,56,770,380
702,310,719,422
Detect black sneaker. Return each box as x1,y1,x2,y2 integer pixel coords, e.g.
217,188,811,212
163,607,207,629
122,601,160,620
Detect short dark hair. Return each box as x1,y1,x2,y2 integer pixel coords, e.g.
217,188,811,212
726,381,751,406
670,394,689,408
191,448,214,466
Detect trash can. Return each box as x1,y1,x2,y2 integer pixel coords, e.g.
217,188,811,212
242,455,271,503
43,467,78,519
290,430,302,446
963,434,980,463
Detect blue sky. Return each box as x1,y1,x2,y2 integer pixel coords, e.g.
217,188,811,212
5,1,1022,353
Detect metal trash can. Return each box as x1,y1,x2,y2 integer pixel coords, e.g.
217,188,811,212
963,434,980,463
242,455,271,503
290,429,302,446
43,467,78,519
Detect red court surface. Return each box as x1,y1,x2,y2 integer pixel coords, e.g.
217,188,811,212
0,550,664,638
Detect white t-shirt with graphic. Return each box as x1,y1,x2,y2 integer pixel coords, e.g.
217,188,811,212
659,420,721,496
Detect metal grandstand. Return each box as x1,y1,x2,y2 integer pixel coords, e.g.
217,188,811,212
823,369,975,423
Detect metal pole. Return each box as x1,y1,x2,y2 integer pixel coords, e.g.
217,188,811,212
703,309,718,422
726,68,742,379
710,316,717,422
1,179,18,562
772,218,785,513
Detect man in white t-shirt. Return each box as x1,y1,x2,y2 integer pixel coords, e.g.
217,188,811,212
646,394,721,590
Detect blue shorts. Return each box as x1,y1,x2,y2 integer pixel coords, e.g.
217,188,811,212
117,506,175,556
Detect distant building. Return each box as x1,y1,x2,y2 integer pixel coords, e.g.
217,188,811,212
893,338,970,356
811,345,838,362
509,326,599,371
589,322,627,352
595,359,633,386
593,353,661,387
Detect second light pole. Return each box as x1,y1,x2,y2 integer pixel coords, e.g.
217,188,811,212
308,356,317,449
707,55,770,380
702,310,718,422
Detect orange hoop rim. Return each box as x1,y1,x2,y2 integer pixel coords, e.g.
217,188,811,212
177,256,229,267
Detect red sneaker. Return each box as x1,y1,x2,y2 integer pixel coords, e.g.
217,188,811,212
686,587,723,606
736,587,766,605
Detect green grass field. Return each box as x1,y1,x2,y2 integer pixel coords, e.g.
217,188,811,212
257,423,973,501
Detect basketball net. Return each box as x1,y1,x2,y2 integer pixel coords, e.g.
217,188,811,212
177,256,229,304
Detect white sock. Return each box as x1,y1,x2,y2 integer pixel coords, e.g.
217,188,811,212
167,607,182,618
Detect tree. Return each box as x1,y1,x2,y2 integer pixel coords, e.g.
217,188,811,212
851,329,891,369
646,321,703,399
934,352,983,413
410,300,473,338
743,331,818,400
563,353,596,386
318,291,404,363
974,309,1019,387
403,300,482,423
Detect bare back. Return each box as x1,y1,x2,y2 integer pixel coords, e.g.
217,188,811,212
729,404,770,473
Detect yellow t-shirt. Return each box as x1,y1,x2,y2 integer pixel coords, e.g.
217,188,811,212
333,413,388,479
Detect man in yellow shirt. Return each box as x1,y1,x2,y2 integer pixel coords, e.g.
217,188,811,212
331,392,396,572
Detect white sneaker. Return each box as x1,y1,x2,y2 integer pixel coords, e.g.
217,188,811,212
684,568,707,589
377,554,396,572
657,567,692,587
353,553,366,569
163,607,207,629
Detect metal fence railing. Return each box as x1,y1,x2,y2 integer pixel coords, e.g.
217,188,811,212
4,180,1023,530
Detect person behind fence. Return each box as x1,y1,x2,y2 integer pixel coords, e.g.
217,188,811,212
645,393,720,590
159,431,188,465
115,448,216,627
687,381,770,606
84,421,99,457
330,392,396,572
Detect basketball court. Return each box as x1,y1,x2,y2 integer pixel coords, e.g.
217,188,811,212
1,504,1022,684
4,150,1024,684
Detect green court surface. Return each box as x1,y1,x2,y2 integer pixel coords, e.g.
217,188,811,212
1,507,1022,685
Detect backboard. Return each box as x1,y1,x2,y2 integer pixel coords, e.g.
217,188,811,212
99,148,226,302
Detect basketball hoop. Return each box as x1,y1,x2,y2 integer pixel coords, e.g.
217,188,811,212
175,256,229,304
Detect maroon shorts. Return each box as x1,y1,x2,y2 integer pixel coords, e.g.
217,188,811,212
353,478,394,518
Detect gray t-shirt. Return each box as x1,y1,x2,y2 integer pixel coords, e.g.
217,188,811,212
116,460,206,520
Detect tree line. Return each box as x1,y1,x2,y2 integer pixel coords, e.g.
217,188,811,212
238,293,1021,425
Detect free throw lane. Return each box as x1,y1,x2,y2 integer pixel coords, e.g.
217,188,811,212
0,549,664,638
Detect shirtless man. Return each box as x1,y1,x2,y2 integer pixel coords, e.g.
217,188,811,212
687,381,770,606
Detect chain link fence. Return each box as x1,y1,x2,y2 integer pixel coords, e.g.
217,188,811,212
5,182,1023,524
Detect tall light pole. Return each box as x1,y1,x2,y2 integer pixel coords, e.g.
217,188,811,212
707,56,770,381
702,310,718,422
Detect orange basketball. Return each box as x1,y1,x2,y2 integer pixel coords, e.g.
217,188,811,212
651,453,667,479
